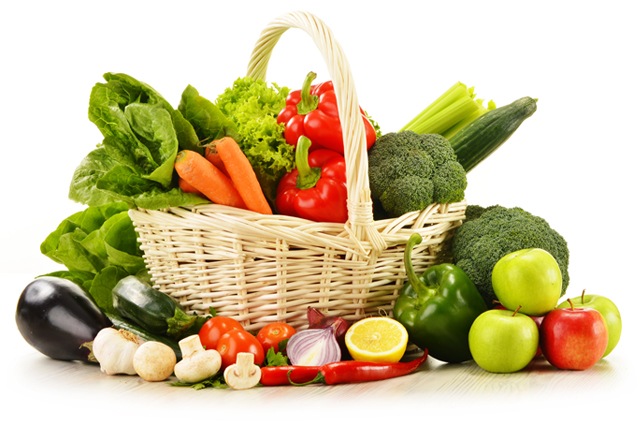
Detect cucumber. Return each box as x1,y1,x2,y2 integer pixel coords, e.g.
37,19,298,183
105,312,182,360
449,96,537,172
112,275,194,336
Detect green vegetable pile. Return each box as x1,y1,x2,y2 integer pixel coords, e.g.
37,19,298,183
43,72,294,307
69,73,291,211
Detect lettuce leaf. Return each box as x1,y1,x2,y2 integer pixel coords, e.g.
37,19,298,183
70,72,203,208
40,202,147,308
178,84,239,145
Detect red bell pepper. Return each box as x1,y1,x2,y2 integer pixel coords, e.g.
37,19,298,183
276,71,377,154
275,135,348,223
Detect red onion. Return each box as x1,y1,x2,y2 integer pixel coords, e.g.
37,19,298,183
285,327,342,366
307,307,351,359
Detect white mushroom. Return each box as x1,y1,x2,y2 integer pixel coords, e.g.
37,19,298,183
174,334,222,384
224,352,261,390
133,341,176,382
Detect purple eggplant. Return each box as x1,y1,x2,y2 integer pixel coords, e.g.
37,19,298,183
15,276,112,362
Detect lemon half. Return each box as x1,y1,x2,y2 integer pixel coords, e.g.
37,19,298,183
345,316,409,363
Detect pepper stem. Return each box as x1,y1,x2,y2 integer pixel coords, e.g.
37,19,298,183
295,136,321,190
296,71,319,115
403,233,430,296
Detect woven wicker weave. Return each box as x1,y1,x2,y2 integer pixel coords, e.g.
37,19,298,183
129,11,467,332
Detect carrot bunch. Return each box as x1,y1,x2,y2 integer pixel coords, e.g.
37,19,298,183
174,137,272,215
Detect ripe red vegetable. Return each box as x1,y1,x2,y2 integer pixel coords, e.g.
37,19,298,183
260,349,429,386
275,136,348,223
217,328,265,369
256,322,297,355
198,316,244,350
276,71,377,155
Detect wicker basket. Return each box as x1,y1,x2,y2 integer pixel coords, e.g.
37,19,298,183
129,11,467,332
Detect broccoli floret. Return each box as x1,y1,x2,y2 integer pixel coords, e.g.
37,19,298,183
450,204,570,308
432,161,468,203
380,175,435,215
368,131,467,218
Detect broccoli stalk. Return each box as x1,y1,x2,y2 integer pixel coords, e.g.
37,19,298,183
401,82,495,139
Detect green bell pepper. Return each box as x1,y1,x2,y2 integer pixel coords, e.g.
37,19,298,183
393,233,488,363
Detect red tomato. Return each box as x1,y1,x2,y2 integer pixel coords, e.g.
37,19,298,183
217,329,265,369
256,322,297,354
198,316,244,350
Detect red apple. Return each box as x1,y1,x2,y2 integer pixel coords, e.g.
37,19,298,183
540,300,608,370
557,291,622,358
531,314,544,357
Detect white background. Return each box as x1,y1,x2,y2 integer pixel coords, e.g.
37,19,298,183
1,0,640,438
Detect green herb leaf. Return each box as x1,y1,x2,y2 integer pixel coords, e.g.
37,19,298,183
265,347,289,366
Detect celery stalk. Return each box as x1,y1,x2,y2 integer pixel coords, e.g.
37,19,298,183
401,82,471,131
401,82,493,139
442,99,496,140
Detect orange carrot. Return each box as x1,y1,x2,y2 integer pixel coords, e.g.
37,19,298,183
178,176,203,195
174,150,246,209
204,143,229,177
211,137,272,215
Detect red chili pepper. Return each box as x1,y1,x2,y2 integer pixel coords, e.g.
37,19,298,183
319,349,428,385
276,71,377,155
275,135,348,223
260,349,429,386
260,365,321,386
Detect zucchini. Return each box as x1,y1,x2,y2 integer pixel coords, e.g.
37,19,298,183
105,312,182,360
112,275,196,337
449,96,537,172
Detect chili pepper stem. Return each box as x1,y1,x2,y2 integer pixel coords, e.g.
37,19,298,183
294,136,322,189
296,71,319,115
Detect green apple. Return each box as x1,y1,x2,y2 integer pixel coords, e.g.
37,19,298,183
468,309,539,373
557,292,622,357
492,248,562,316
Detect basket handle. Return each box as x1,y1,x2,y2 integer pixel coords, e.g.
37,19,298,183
246,11,386,255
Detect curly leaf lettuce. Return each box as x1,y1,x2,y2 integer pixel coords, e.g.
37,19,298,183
215,77,293,203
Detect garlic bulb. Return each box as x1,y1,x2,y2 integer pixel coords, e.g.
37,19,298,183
92,327,142,375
